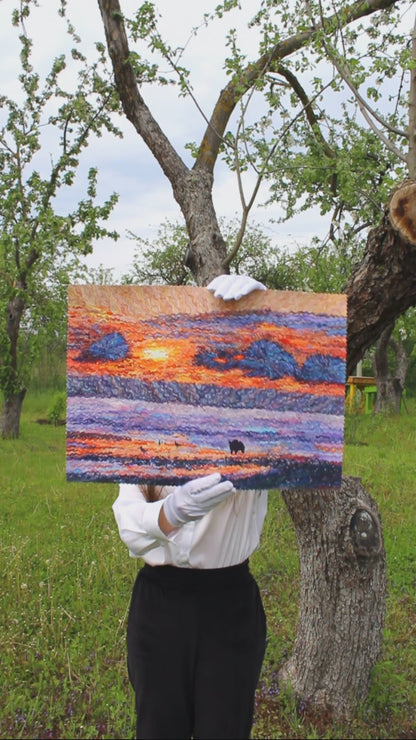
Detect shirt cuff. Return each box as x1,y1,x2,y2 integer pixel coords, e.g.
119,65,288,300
141,498,172,541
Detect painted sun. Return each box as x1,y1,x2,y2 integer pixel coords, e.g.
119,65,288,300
141,345,172,362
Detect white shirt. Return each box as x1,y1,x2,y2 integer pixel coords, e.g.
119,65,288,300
113,485,268,569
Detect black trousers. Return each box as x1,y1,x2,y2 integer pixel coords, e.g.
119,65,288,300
126,560,267,740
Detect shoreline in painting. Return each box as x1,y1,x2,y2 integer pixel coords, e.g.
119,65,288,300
66,450,343,490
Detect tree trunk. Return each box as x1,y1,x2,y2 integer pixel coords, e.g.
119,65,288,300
0,388,27,439
373,323,409,413
374,376,403,413
1,293,27,438
280,477,386,719
346,180,416,375
97,0,228,286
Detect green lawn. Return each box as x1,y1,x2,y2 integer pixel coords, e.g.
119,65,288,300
0,393,415,739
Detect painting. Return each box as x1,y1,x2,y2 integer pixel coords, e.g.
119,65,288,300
66,285,347,490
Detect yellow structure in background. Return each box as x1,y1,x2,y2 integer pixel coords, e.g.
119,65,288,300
345,376,377,414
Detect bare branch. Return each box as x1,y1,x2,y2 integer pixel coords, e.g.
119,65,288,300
197,0,400,173
97,0,188,185
225,72,339,267
312,0,408,162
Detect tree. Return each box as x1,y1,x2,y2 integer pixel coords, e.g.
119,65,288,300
123,219,195,285
372,322,408,411
0,2,120,438
96,0,416,717
122,216,300,287
368,306,416,410
123,214,366,300
243,2,416,410
85,263,119,285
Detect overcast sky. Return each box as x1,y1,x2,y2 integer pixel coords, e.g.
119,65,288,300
0,0,390,278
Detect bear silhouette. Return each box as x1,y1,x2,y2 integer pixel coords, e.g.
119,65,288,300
229,439,245,454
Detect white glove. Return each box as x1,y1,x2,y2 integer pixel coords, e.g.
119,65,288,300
207,274,267,301
163,473,235,528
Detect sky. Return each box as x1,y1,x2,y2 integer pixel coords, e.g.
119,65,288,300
1,0,411,279
0,0,336,278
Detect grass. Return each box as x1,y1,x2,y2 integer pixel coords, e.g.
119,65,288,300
1,392,415,739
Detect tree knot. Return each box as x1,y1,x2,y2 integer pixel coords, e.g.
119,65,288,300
349,504,382,560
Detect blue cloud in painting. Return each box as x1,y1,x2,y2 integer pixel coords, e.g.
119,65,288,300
77,332,129,362
241,340,298,379
196,340,297,380
196,339,344,384
298,354,346,384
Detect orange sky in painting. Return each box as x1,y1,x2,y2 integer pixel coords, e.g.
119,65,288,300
67,286,347,399
67,311,346,398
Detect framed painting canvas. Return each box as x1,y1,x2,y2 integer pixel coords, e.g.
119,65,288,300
66,285,347,490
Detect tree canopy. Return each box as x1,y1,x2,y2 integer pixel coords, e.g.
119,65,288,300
98,0,414,255
0,2,120,437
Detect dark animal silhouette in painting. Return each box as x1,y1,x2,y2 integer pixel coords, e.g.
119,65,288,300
229,439,245,455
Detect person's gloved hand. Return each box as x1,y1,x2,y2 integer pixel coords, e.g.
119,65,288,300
163,473,235,528
207,274,267,301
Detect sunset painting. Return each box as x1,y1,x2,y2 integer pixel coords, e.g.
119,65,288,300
66,285,347,489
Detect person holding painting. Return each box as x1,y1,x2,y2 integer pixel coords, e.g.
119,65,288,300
113,273,268,740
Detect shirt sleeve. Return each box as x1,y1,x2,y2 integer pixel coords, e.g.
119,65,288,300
112,484,172,558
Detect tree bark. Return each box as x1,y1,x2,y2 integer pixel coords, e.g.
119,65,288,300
0,387,27,438
374,376,404,413
346,180,416,375
372,323,408,413
0,293,26,439
280,477,386,719
97,0,228,285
